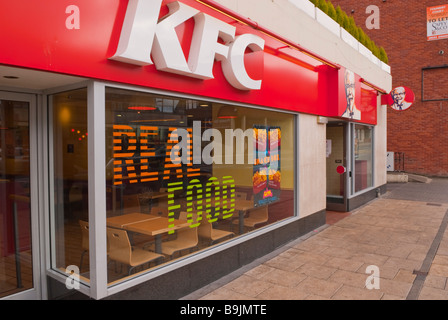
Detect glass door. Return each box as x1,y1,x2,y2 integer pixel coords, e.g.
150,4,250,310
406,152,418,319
326,122,347,211
0,92,40,299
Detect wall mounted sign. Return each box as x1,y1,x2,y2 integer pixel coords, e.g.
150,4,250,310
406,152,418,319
340,69,362,120
387,86,415,111
427,5,448,41
0,0,381,124
335,67,378,124
110,0,265,90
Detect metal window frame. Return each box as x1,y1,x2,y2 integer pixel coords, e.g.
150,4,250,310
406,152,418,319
349,123,375,198
44,79,300,300
0,91,41,300
87,82,108,299
102,81,300,297
422,65,448,102
44,81,92,298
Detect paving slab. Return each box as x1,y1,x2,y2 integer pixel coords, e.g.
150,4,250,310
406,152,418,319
182,179,448,300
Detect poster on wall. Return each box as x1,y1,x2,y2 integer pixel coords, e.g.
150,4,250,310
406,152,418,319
326,139,332,158
427,5,448,41
340,68,362,121
253,125,281,206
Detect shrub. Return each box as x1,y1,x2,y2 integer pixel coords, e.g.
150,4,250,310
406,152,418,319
379,47,389,64
309,0,388,64
318,0,328,14
327,1,337,20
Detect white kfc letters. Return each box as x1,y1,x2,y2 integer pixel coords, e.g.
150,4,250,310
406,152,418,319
110,0,265,90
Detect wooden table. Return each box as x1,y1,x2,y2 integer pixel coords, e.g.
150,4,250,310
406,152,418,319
106,213,159,228
124,217,190,253
138,191,169,201
106,213,190,254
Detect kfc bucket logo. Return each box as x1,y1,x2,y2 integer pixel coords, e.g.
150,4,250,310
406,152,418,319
110,0,265,90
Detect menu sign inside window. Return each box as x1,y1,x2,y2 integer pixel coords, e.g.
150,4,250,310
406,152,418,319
253,125,281,206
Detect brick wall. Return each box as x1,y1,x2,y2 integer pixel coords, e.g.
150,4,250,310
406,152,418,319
330,0,448,176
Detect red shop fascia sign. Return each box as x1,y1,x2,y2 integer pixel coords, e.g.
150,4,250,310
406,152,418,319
0,0,381,124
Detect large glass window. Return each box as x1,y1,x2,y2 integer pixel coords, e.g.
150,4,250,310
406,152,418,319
0,98,32,298
105,87,295,284
353,124,373,193
50,88,89,281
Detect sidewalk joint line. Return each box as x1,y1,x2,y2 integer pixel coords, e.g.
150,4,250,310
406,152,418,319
406,208,448,300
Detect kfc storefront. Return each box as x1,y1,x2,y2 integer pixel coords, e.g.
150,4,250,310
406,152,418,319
0,0,390,300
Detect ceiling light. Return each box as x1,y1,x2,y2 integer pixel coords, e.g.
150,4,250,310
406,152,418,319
128,106,156,111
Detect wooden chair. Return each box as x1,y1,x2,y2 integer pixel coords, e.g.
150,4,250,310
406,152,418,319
150,205,169,217
180,212,234,245
150,205,167,216
106,228,164,275
79,220,89,272
152,215,199,258
122,194,141,214
232,206,269,230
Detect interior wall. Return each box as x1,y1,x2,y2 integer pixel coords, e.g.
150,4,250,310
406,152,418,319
326,126,344,196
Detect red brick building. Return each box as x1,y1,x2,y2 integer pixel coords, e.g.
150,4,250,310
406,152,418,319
331,0,448,176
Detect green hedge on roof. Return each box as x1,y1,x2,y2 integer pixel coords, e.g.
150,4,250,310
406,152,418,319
309,0,388,64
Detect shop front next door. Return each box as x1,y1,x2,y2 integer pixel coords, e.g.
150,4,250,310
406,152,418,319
0,92,40,299
326,122,347,211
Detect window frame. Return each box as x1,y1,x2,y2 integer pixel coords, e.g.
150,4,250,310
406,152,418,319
44,81,92,297
349,123,375,197
47,80,299,299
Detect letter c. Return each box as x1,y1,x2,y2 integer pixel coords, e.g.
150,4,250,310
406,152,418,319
222,34,265,90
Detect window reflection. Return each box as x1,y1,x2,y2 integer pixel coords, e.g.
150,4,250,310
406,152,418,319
51,88,89,281
105,87,295,284
0,99,32,298
354,124,373,193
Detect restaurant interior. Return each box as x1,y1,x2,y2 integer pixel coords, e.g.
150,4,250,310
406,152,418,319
50,86,295,285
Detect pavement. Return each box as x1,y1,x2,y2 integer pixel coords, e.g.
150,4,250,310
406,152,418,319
182,177,448,300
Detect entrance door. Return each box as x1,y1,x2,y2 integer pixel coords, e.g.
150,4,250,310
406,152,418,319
326,122,347,211
0,92,40,299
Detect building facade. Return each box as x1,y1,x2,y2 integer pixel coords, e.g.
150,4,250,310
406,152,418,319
331,0,448,176
0,0,391,300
